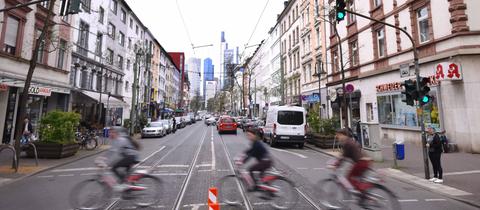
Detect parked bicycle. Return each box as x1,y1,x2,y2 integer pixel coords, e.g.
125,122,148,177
69,159,163,210
318,159,400,210
217,155,298,209
75,129,98,150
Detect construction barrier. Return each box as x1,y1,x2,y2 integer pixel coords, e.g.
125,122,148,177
208,187,220,210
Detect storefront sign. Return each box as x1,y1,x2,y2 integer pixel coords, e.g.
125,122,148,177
376,82,402,93
301,93,320,102
0,83,7,91
28,86,51,96
435,62,462,81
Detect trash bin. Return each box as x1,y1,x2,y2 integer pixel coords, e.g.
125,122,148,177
395,143,405,160
103,127,110,138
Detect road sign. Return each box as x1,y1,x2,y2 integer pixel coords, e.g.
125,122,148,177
345,84,354,93
400,64,410,78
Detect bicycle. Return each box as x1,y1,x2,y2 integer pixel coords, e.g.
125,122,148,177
75,130,98,150
318,159,400,210
217,155,298,209
69,159,163,210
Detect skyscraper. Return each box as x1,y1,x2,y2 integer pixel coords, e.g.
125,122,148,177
186,57,201,98
203,58,214,100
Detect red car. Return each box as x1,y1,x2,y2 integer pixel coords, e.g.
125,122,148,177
217,116,237,134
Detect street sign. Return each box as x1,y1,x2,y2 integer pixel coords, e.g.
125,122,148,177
345,84,354,93
400,64,410,78
329,89,337,101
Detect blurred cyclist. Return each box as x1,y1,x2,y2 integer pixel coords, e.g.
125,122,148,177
98,126,140,191
332,128,372,203
241,128,272,191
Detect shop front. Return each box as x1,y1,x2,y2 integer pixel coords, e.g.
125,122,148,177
301,88,328,118
329,86,361,129
0,82,70,145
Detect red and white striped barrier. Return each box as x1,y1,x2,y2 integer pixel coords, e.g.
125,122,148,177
208,187,219,210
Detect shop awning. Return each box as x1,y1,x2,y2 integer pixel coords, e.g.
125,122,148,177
161,108,174,113
80,90,128,108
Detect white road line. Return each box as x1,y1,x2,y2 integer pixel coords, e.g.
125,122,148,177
134,145,166,168
197,169,230,172
151,173,188,176
425,198,447,202
80,173,97,176
443,170,480,176
398,199,419,202
37,175,54,178
271,148,307,158
157,164,189,168
211,128,216,170
51,167,99,173
295,188,322,209
58,174,74,177
173,129,208,210
297,167,308,170
195,164,212,168
313,167,326,170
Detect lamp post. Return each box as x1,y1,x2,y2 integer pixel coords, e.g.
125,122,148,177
313,60,327,119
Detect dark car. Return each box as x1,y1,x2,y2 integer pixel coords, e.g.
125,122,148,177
250,120,265,140
240,119,252,130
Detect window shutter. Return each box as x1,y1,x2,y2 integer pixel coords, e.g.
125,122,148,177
5,17,19,46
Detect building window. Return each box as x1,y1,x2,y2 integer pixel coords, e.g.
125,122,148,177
316,27,321,48
376,28,386,58
125,81,129,91
121,9,127,23
127,59,131,70
136,25,139,35
366,103,374,122
108,22,116,39
117,55,123,69
128,38,132,49
39,1,48,8
106,49,113,65
315,0,319,17
98,7,104,23
77,21,89,56
332,50,339,72
348,1,356,24
3,16,20,55
130,18,133,28
62,14,69,22
417,7,430,43
95,33,103,56
118,31,125,46
350,40,359,66
57,40,66,69
329,13,336,35
81,0,91,12
110,0,117,14
35,33,45,63
373,0,382,7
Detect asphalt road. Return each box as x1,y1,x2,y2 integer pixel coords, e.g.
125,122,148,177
0,122,477,210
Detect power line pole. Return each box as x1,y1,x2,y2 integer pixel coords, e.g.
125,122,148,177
130,50,142,135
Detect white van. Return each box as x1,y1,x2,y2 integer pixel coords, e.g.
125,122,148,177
264,106,307,148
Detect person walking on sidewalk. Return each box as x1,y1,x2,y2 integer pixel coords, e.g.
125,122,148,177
427,127,443,183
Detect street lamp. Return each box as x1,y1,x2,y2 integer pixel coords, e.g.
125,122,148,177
313,60,327,119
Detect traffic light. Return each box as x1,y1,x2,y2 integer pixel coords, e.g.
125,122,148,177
60,0,81,16
401,79,416,106
418,77,432,106
336,0,346,22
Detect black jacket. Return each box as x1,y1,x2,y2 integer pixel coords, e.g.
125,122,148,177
244,141,269,162
429,134,443,153
23,122,33,134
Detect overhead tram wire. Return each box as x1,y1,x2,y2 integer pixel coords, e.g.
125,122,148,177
239,0,270,61
176,0,196,54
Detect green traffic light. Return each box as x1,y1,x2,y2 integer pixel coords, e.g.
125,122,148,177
337,12,345,19
422,95,429,103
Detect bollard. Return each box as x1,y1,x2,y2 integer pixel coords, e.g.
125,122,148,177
208,187,220,210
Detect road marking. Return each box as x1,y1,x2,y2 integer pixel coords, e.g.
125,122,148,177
58,174,74,177
37,175,54,178
151,173,188,176
197,169,230,172
398,199,419,202
443,170,480,176
157,164,189,168
313,167,326,170
297,167,309,170
271,148,307,158
425,198,447,202
195,163,212,168
211,127,216,170
80,173,97,176
295,188,322,209
134,146,166,168
51,167,99,173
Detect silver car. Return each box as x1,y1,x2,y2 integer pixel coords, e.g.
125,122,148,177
158,119,173,134
141,122,166,138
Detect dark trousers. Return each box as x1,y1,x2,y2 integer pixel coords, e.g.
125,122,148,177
429,152,443,179
249,159,272,185
112,156,138,183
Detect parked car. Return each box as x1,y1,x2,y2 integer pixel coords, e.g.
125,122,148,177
264,106,307,148
158,119,173,134
195,115,202,121
175,117,185,129
240,119,252,130
246,120,265,140
141,122,166,138
205,117,216,126
217,116,237,134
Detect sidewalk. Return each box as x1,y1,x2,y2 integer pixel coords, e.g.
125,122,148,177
0,144,110,187
305,142,480,207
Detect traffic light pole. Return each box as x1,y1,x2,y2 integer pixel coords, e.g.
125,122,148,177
345,9,430,179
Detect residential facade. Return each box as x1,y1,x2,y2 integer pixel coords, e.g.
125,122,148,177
322,0,480,152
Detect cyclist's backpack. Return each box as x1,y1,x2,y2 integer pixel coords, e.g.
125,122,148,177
440,134,449,153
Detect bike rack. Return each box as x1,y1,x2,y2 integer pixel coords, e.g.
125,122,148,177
0,144,18,173
21,142,39,166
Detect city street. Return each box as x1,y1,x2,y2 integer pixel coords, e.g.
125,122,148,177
0,123,477,210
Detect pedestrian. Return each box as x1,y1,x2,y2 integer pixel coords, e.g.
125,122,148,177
427,127,443,183
172,116,176,132
20,117,33,144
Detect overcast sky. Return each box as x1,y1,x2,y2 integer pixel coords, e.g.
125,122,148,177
125,0,285,78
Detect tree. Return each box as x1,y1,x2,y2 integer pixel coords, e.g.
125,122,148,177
207,98,215,112
190,90,202,113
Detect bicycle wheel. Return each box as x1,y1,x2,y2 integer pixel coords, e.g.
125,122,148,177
130,175,163,207
84,137,98,150
269,177,299,209
363,184,400,210
217,175,242,206
317,178,349,209
69,179,111,210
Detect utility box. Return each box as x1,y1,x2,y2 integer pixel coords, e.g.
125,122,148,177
395,143,405,160
360,123,383,161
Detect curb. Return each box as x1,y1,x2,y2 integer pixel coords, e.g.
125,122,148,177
305,143,480,208
0,147,108,188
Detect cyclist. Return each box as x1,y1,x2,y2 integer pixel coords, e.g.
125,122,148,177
99,126,140,191
241,128,272,191
331,128,372,204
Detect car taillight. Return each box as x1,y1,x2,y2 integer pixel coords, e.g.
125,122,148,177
273,123,277,134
